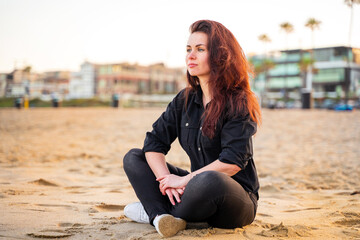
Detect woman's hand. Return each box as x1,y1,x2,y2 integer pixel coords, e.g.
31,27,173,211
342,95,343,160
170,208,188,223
164,188,184,205
156,174,192,205
157,174,191,193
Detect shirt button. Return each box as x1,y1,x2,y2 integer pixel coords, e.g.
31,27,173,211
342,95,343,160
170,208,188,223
198,147,201,151
185,123,189,127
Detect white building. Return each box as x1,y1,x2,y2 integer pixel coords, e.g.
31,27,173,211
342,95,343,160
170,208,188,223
68,61,96,99
0,74,7,97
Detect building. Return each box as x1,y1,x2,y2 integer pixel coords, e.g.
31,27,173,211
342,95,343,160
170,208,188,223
5,69,31,97
0,73,7,97
96,62,186,99
27,75,44,99
149,63,186,94
1,62,187,102
68,62,98,99
42,71,70,99
96,62,149,99
250,46,360,107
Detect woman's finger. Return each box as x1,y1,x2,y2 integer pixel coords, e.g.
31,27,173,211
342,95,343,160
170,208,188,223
158,179,168,194
165,189,175,205
171,189,181,203
176,188,184,195
159,184,166,195
159,182,167,193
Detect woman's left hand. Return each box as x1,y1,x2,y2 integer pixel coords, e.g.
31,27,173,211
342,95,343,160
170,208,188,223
164,188,183,205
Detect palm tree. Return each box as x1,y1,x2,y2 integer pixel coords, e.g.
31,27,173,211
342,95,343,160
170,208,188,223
298,56,316,90
258,34,271,57
257,34,272,102
279,22,294,49
304,18,321,107
344,1,360,104
261,59,276,85
249,57,275,107
305,18,322,50
345,0,360,47
280,22,294,103
258,34,271,43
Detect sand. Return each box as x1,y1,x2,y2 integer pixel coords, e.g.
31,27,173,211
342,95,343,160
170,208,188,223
0,107,359,239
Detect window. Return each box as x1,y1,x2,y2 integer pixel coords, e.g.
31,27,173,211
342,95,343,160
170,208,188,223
314,49,333,62
267,77,302,89
269,63,300,76
313,68,344,83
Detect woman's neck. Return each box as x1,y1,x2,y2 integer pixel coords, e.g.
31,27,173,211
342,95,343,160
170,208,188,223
199,78,212,107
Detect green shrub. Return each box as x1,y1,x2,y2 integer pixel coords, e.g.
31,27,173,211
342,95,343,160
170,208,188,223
0,97,17,107
0,97,111,108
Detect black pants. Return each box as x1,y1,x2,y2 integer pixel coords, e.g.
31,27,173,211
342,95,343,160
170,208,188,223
123,148,257,229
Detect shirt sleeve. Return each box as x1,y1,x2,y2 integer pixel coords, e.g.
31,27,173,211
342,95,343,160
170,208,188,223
142,90,184,155
218,114,257,170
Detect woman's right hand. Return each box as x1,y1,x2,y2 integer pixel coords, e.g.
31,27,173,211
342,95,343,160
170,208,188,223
157,174,191,192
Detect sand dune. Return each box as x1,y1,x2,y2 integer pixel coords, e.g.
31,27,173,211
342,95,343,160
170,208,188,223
0,108,359,239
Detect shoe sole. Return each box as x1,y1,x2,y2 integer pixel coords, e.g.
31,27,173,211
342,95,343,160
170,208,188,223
156,214,186,237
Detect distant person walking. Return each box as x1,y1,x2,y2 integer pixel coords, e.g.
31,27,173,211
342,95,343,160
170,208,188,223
123,19,261,238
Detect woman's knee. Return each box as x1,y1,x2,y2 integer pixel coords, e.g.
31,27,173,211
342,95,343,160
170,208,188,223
123,148,145,172
174,172,236,220
193,171,227,186
188,171,229,194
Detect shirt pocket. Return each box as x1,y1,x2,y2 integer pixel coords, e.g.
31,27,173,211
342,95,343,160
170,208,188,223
180,115,198,151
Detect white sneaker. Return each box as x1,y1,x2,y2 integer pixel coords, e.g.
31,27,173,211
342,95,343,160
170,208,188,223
153,214,186,237
124,202,149,224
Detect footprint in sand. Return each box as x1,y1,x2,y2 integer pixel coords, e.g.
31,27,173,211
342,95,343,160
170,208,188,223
342,229,360,238
57,222,86,234
64,186,87,194
283,207,321,213
34,203,76,210
258,222,314,238
28,178,59,187
57,222,74,227
4,189,26,195
68,190,86,194
257,213,273,217
94,203,125,212
27,229,72,238
107,189,123,193
178,228,216,237
334,212,360,228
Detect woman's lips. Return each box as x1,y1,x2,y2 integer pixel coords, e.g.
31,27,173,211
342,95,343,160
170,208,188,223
188,63,197,68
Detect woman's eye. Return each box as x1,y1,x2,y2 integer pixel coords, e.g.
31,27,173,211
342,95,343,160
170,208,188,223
198,48,205,52
186,48,191,53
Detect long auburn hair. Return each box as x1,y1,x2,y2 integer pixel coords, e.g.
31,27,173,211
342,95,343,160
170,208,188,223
185,20,261,138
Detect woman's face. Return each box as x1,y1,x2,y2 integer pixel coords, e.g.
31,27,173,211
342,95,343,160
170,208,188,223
186,32,211,81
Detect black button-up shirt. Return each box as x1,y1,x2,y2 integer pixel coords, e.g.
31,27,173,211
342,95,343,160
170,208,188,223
143,87,259,198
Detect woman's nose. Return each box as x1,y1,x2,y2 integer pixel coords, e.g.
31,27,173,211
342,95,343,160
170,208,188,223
188,51,196,59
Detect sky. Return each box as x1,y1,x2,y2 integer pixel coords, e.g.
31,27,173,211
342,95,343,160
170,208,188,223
0,0,359,73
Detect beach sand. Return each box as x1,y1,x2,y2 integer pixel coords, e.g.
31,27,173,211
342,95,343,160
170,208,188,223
0,108,359,239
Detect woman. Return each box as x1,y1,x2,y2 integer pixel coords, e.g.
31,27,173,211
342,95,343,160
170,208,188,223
123,19,261,238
